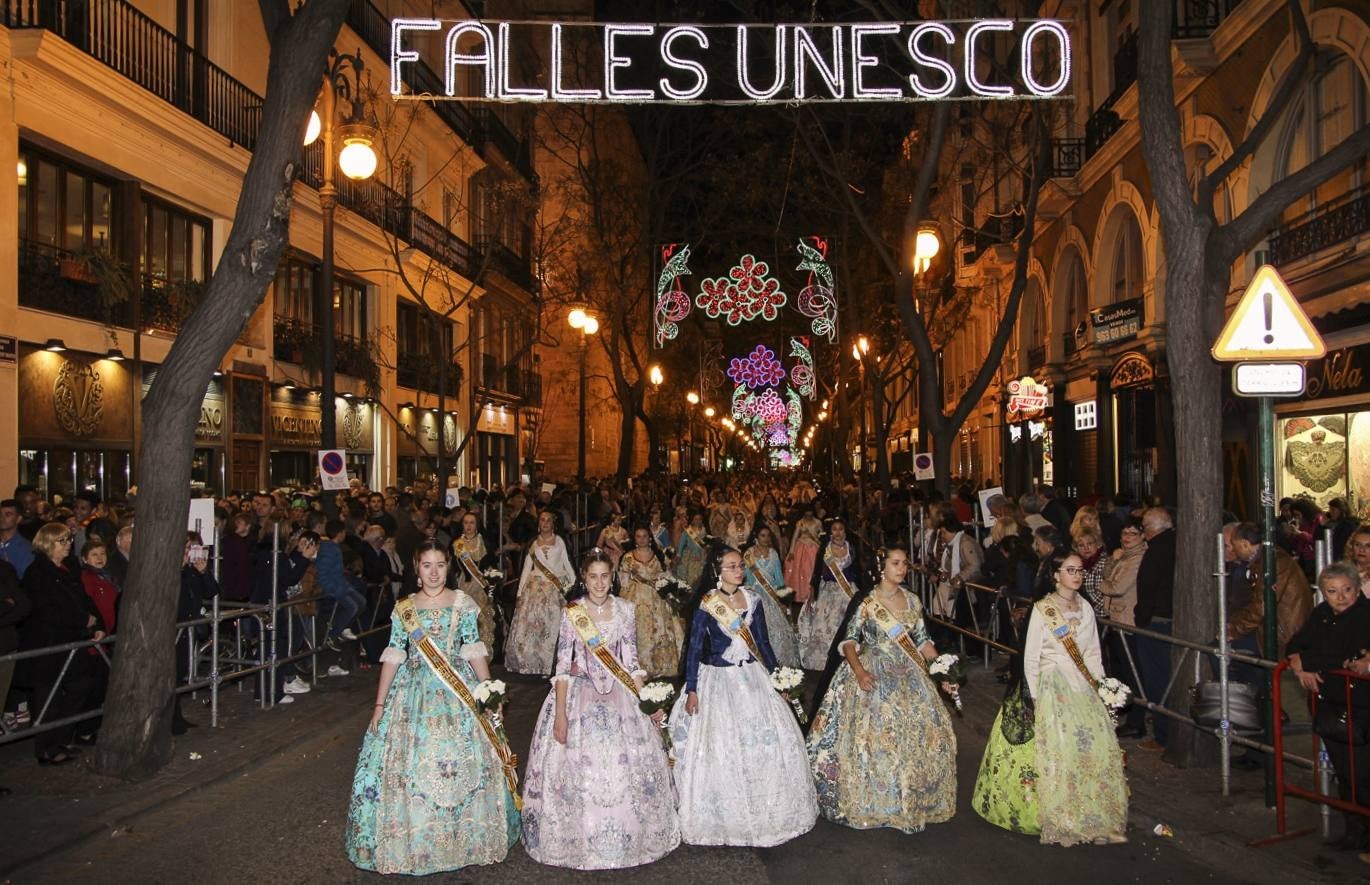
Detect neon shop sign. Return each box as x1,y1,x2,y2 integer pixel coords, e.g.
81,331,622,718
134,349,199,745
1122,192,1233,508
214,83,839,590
390,19,1072,104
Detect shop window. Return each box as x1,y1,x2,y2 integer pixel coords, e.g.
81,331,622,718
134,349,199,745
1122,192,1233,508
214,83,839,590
269,451,314,489
1278,411,1370,516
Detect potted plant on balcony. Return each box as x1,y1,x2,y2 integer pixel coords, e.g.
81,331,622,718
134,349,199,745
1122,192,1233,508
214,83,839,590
68,248,135,322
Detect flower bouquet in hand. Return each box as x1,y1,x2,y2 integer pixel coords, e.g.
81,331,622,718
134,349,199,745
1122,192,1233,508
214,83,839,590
482,567,505,583
770,666,808,724
475,679,510,736
654,574,692,616
928,654,967,711
1097,677,1132,724
638,681,676,754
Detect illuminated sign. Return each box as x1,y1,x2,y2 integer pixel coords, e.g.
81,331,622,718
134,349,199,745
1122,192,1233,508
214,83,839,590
391,19,1072,104
1006,375,1050,421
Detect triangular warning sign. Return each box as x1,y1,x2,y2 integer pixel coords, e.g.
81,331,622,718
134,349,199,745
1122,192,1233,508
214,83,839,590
1212,265,1325,362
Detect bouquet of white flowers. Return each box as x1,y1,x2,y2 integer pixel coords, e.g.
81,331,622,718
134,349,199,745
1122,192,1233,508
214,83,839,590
1097,676,1131,723
654,574,692,615
482,567,505,582
474,679,509,735
638,681,676,754
770,667,808,724
928,653,966,711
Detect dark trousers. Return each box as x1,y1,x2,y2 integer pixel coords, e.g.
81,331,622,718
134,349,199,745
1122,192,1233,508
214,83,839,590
1324,735,1370,809
325,587,366,638
1135,618,1174,745
30,658,92,758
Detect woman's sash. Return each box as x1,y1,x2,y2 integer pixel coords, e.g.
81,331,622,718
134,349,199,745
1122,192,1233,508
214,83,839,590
529,547,568,597
743,551,786,606
393,597,522,809
566,602,640,699
824,553,856,598
1034,598,1099,690
866,596,929,673
700,592,763,661
453,539,488,589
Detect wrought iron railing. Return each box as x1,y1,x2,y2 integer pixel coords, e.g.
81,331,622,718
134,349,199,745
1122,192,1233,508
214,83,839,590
271,316,374,380
408,210,477,279
476,108,537,183
476,236,537,294
1269,184,1370,267
1172,0,1245,39
1050,138,1084,178
396,354,462,397
3,0,262,149
17,239,130,325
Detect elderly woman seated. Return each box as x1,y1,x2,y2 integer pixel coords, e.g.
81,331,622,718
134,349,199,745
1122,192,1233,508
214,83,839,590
1287,561,1370,851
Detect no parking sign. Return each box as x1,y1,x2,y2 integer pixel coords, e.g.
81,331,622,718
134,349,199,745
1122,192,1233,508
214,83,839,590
913,452,935,481
318,449,350,491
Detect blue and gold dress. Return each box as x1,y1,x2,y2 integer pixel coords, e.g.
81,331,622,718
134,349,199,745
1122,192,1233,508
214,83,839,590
345,595,520,875
808,591,957,833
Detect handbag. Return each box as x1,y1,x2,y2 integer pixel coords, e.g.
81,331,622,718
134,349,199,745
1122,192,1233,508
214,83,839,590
1190,680,1263,735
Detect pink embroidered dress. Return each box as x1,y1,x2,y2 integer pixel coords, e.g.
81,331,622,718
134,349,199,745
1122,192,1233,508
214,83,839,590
520,598,681,869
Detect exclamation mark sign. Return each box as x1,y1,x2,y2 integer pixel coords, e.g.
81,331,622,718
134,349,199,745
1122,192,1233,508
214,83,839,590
1262,291,1274,345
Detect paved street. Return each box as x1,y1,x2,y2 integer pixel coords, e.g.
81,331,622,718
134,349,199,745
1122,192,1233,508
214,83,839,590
2,662,1365,885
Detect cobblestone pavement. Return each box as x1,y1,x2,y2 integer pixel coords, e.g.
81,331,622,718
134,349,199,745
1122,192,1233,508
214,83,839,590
0,659,1366,884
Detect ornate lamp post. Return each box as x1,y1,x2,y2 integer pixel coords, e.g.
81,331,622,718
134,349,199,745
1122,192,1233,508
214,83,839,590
568,308,599,482
303,49,377,455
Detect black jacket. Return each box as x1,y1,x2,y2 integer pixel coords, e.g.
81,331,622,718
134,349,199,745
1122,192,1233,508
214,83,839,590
1135,529,1176,627
18,553,97,682
0,560,31,654
1286,597,1370,712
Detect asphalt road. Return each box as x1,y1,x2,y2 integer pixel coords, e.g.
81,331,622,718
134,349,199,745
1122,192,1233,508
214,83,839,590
8,668,1354,885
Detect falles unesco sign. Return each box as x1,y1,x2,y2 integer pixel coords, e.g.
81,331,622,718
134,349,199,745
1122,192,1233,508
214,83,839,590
390,19,1072,104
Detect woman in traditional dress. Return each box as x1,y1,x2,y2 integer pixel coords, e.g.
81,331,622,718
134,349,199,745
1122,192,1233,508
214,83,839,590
667,547,818,846
725,507,752,550
618,526,684,677
346,541,520,875
797,519,865,670
743,525,800,669
757,494,789,561
596,508,630,570
673,510,708,589
505,511,575,675
809,546,957,833
648,505,672,557
450,512,496,651
784,505,822,603
1023,550,1129,845
521,549,680,869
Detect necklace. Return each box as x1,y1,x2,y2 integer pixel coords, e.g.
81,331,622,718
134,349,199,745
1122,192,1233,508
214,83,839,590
1052,590,1079,609
718,585,740,597
587,595,612,611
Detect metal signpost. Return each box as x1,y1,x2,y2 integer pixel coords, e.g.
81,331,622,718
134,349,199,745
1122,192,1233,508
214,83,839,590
1212,264,1325,804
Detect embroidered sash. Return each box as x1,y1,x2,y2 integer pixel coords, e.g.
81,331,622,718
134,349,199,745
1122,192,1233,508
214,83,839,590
529,546,568,597
743,551,786,607
866,595,929,673
393,598,522,809
1035,598,1099,691
700,592,763,662
453,540,488,589
567,602,640,699
824,553,856,598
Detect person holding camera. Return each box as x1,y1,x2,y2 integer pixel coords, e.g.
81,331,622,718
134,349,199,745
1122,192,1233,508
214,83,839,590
175,532,219,734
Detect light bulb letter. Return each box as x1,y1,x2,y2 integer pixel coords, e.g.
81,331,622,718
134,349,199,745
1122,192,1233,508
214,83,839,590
965,20,1015,97
444,21,495,98
551,23,603,99
850,23,901,99
907,22,956,99
392,18,441,96
497,22,548,99
605,24,656,101
660,26,709,100
794,25,845,99
1021,20,1071,97
736,25,787,101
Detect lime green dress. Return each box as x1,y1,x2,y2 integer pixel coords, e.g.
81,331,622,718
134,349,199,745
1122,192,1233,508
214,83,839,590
971,683,1041,835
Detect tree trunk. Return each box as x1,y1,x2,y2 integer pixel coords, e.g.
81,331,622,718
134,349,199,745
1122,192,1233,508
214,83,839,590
92,0,349,780
931,425,955,499
616,381,638,482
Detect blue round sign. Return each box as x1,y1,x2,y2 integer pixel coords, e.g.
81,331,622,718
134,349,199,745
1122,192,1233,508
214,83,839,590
320,451,345,475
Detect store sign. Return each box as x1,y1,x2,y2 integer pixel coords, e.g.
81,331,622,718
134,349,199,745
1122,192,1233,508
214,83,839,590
476,404,516,436
1110,351,1154,390
270,404,323,447
1074,400,1098,430
1091,298,1142,345
1304,345,1370,401
1233,362,1306,397
0,335,16,365
1006,375,1050,421
391,19,1072,104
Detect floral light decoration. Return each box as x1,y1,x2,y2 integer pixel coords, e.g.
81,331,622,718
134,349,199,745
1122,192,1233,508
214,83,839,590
654,243,693,347
795,236,837,342
788,336,815,399
751,389,788,424
726,344,786,389
731,383,757,423
696,254,788,325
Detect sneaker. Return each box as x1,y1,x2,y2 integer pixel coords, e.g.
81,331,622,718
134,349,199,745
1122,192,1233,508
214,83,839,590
283,677,312,695
277,694,295,705
327,664,350,677
340,628,359,641
323,636,342,652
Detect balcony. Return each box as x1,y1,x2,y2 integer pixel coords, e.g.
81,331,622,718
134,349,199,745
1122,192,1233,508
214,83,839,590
272,316,376,382
1172,0,1245,39
476,108,537,183
1049,138,1084,179
1269,184,1370,267
961,214,1025,265
18,240,131,325
476,237,537,295
4,0,261,149
396,354,463,397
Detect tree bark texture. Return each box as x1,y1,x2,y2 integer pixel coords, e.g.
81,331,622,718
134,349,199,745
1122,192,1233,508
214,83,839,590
92,0,350,780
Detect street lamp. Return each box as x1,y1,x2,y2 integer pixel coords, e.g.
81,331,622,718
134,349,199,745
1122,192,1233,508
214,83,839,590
703,406,716,418
686,390,699,404
649,364,664,386
306,48,377,455
913,223,942,275
570,309,599,482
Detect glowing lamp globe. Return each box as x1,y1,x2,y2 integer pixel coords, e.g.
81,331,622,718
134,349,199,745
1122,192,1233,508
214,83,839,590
582,316,600,335
914,226,941,274
568,308,587,329
338,138,378,180
304,110,322,146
